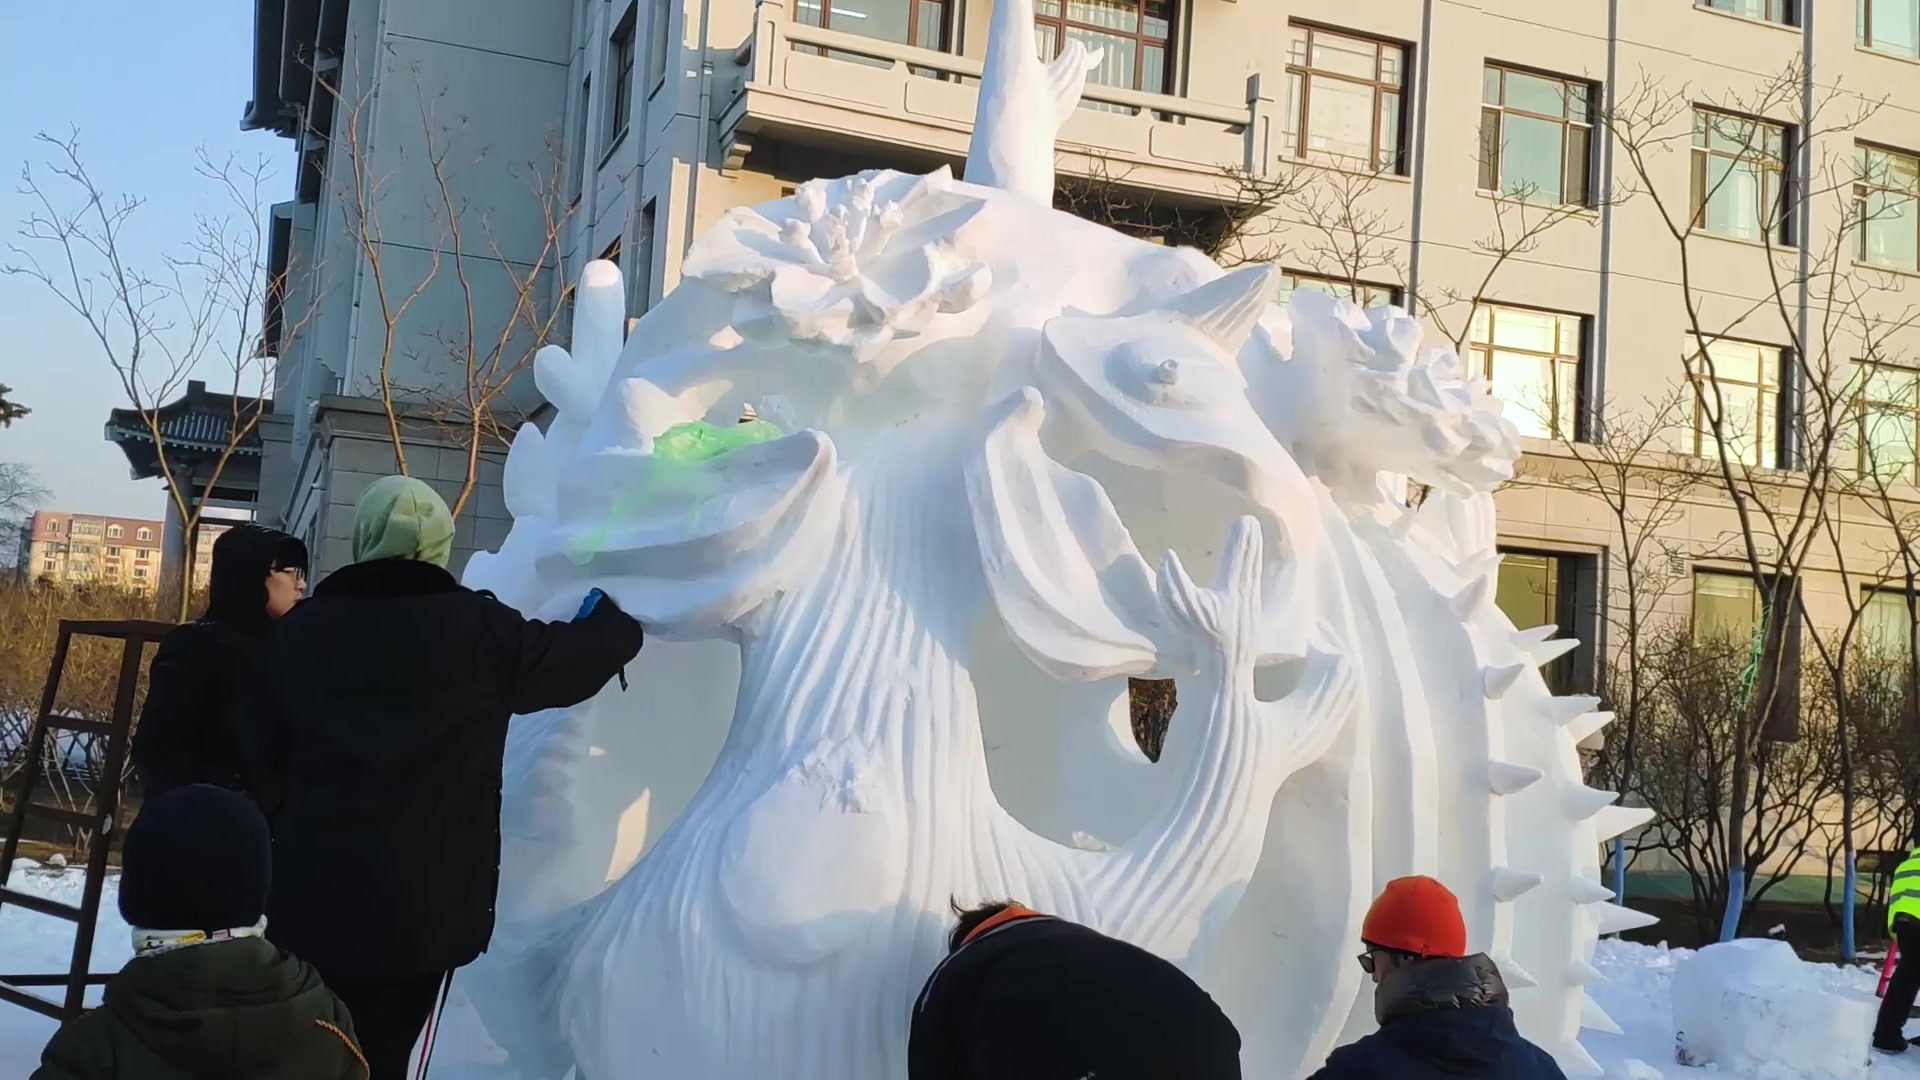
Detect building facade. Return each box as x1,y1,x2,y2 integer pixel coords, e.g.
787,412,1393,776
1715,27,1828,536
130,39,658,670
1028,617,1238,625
243,0,1920,680
15,511,229,595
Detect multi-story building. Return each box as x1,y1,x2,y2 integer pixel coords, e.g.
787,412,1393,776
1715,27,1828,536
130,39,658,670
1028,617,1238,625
240,0,1920,686
14,511,229,595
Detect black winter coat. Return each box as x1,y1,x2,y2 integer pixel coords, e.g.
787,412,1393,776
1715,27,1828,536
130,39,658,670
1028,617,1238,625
132,524,304,802
31,937,367,1079
260,557,644,979
1308,954,1566,1080
908,914,1243,1080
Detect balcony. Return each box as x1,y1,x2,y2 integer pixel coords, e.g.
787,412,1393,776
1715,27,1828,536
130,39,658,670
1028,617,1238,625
721,0,1278,203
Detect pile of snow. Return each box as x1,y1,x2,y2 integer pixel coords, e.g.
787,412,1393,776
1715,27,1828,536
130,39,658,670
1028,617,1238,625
1671,940,1876,1078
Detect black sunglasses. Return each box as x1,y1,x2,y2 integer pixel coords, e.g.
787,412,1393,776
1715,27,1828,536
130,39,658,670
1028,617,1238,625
1357,950,1376,974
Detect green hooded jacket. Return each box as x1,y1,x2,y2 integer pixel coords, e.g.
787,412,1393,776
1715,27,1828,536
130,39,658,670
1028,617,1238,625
32,938,367,1080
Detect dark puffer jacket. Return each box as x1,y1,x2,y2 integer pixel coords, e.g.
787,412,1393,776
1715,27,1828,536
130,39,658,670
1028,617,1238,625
260,557,644,979
31,937,366,1079
131,524,306,801
908,914,1243,1080
1308,954,1567,1080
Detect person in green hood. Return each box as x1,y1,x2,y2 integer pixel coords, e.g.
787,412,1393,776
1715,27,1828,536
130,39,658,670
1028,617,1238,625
260,475,645,1079
33,784,367,1079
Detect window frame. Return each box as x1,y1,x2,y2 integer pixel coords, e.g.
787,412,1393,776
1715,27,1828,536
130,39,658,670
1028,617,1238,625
1697,0,1798,26
1689,334,1788,469
135,527,151,542
1275,268,1402,310
647,0,674,94
1691,567,1804,739
1857,358,1920,483
607,4,639,149
1478,64,1596,208
1690,108,1795,246
1033,0,1173,96
1855,141,1920,272
1860,0,1920,58
1495,547,1603,695
106,525,123,539
1467,302,1588,442
1283,22,1410,175
570,74,593,205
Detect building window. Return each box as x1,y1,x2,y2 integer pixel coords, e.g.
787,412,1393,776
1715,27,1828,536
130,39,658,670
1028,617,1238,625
632,200,657,316
133,567,147,579
608,5,638,146
571,75,592,202
1692,110,1792,245
1275,270,1400,310
71,521,101,537
1860,0,1920,57
136,548,151,561
106,546,120,557
42,560,54,573
601,237,622,269
1863,587,1916,661
1033,0,1168,95
106,525,123,539
1693,569,1802,738
648,0,674,89
1468,305,1585,440
47,520,61,533
1859,362,1920,482
1691,335,1784,468
1284,24,1407,173
1857,143,1920,272
136,527,151,541
1479,66,1594,207
1699,0,1796,24
1495,549,1601,694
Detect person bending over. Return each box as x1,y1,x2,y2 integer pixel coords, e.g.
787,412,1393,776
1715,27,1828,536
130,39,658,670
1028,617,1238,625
909,900,1243,1080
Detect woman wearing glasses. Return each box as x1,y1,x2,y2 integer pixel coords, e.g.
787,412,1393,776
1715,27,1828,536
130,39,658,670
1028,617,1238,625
132,523,308,804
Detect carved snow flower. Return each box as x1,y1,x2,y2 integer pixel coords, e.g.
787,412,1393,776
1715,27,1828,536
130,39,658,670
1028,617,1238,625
682,167,992,364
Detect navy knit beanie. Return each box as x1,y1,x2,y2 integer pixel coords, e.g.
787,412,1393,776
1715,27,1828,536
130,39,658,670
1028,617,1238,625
119,785,271,932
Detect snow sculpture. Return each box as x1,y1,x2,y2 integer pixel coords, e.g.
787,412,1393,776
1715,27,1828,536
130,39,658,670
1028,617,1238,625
453,0,1655,1074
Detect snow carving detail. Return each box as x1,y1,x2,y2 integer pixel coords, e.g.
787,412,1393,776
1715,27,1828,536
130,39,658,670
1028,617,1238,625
683,169,992,366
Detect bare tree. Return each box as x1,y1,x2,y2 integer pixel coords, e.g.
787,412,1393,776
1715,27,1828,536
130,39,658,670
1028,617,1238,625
0,385,27,427
0,462,49,571
1600,58,1919,938
321,54,600,519
7,131,302,619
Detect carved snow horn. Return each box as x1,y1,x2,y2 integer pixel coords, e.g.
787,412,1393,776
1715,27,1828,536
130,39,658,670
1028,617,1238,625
739,403,759,424
1161,264,1279,352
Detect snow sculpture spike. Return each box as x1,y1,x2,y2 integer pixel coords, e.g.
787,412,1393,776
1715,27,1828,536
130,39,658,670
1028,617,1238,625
1569,878,1616,905
1594,901,1659,935
1492,867,1545,902
1563,710,1615,745
1522,636,1579,666
1388,507,1419,540
1549,694,1603,726
964,0,1101,200
1569,958,1606,986
1592,804,1655,842
1162,264,1279,350
1567,786,1621,820
1559,1039,1604,1077
1491,954,1538,989
1454,551,1502,582
1511,624,1558,648
1450,577,1492,618
1488,761,1543,796
1483,662,1528,699
1580,998,1623,1036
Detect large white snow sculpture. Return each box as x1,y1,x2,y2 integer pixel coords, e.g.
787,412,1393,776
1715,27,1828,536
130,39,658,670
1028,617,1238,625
454,2,1656,1075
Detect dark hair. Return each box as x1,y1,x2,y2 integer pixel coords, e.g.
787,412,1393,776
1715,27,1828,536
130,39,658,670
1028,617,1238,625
948,898,1021,953
205,524,309,626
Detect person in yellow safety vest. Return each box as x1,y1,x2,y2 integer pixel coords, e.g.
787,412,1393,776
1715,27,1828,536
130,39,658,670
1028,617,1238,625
1875,848,1920,1054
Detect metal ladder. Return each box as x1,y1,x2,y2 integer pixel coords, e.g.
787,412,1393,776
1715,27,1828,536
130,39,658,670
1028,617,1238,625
0,618,173,1019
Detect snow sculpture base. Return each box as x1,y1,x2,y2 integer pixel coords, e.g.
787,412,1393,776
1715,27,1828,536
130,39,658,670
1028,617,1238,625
1672,941,1875,1079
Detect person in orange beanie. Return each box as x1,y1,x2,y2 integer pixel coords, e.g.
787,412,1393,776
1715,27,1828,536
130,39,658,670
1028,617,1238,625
1307,876,1565,1080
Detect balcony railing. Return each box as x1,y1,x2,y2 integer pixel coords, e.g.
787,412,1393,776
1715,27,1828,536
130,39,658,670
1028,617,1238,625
723,0,1278,199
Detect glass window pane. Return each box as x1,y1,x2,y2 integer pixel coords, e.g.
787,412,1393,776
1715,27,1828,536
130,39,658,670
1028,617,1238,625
836,0,913,46
1505,71,1570,117
1556,358,1581,437
1865,403,1918,479
1479,109,1501,190
1143,0,1170,38
1501,113,1566,203
1866,189,1920,271
1706,155,1765,241
1071,27,1138,89
1034,24,1057,60
1492,308,1560,351
916,0,947,48
1483,65,1502,105
1306,76,1381,161
1311,32,1380,78
1381,45,1404,84
1720,383,1763,463
1490,350,1556,437
1378,91,1401,170
1037,0,1062,14
1469,305,1491,344
1869,0,1920,56
1695,572,1761,644
1496,553,1558,630
1705,338,1765,384
1557,314,1583,349
1567,82,1591,118
1862,591,1914,658
1565,125,1591,205
1143,44,1165,93
1867,365,1919,403
1067,0,1139,31
1283,71,1302,156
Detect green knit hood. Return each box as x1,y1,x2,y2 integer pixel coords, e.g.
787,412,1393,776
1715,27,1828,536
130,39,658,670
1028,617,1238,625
352,475,455,568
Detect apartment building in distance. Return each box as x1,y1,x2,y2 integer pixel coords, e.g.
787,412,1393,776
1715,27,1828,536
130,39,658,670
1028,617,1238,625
240,0,1920,688
15,511,230,595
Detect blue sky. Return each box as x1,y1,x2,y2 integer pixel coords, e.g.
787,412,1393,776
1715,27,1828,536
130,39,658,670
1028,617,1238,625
0,2,279,519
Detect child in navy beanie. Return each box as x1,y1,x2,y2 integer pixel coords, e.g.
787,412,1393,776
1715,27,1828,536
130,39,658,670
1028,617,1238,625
32,785,369,1079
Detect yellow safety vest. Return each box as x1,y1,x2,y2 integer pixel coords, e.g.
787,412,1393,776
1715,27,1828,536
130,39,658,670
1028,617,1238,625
1890,849,1920,931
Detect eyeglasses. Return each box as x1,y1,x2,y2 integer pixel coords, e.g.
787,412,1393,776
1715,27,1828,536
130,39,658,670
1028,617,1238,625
1356,951,1379,974
271,566,307,586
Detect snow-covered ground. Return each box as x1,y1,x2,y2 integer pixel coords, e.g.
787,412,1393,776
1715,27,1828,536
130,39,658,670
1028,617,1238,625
4,858,1920,1078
